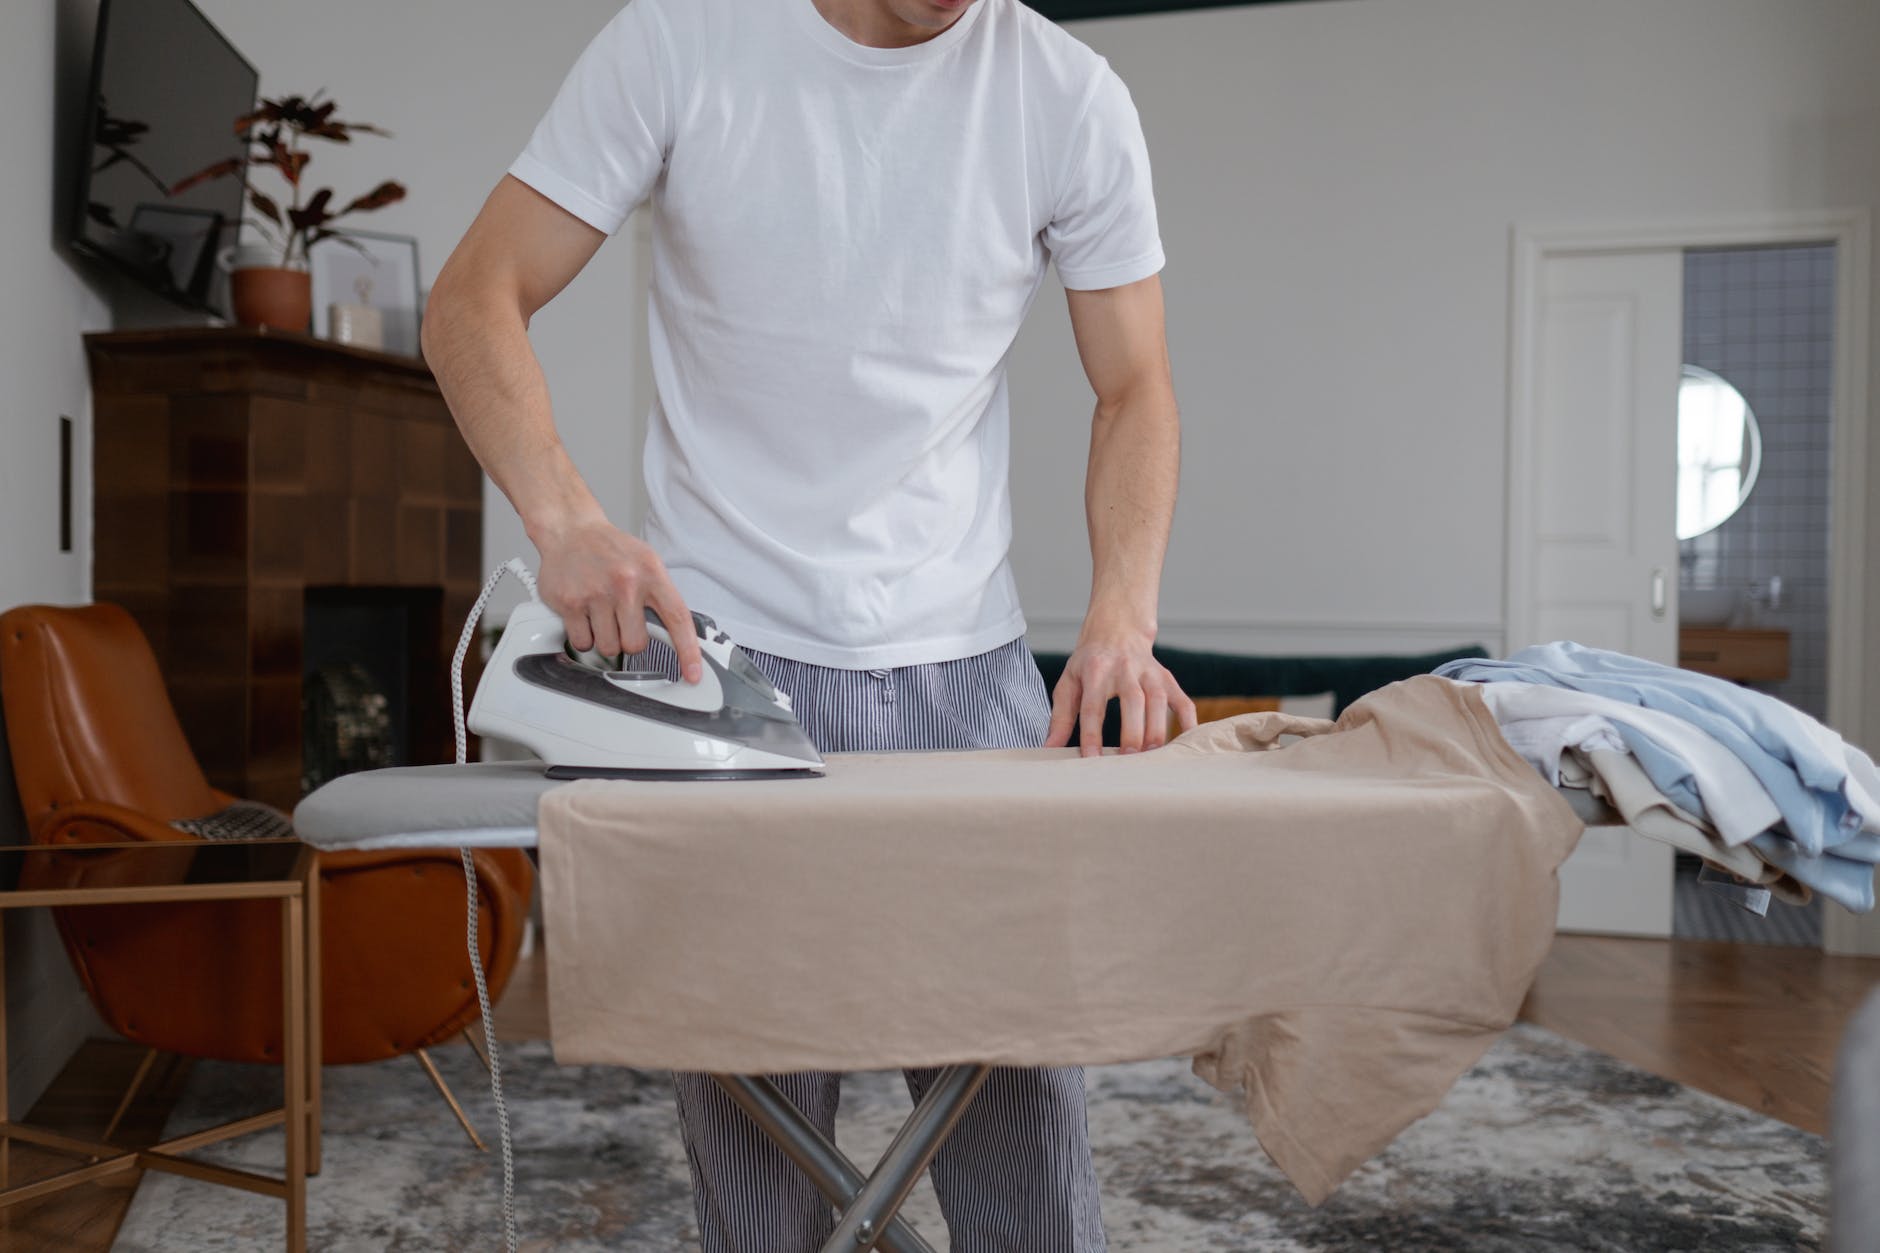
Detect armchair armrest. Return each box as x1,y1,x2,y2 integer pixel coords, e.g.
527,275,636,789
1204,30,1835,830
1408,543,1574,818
33,800,197,846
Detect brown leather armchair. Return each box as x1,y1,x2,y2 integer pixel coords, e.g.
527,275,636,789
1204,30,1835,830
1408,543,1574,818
0,602,534,1146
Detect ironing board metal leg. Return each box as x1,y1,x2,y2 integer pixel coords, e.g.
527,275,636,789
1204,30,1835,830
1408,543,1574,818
710,1075,935,1253
820,1064,991,1253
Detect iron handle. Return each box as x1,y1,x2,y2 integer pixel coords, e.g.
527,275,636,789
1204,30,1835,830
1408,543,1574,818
1651,568,1667,620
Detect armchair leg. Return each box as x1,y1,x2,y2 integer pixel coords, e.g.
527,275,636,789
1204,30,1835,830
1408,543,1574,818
463,1027,493,1073
103,1046,162,1144
414,1048,487,1152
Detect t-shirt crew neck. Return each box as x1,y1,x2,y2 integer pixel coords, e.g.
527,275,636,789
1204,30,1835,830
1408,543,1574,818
510,0,1164,669
789,0,989,67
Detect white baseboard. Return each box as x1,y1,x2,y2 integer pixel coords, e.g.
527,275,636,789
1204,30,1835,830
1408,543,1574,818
1825,906,1880,957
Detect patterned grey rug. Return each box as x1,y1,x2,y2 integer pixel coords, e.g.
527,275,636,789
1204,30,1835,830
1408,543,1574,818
111,1025,1824,1251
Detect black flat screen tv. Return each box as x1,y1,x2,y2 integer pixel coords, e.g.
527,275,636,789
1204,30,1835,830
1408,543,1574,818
71,0,258,312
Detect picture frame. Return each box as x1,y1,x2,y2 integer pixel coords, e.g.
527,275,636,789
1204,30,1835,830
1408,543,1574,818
309,229,422,358
124,203,225,305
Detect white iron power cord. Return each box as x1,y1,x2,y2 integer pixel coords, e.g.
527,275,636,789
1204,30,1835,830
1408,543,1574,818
450,557,537,1253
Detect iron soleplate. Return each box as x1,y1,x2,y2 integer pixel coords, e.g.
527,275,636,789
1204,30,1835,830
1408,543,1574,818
543,765,824,782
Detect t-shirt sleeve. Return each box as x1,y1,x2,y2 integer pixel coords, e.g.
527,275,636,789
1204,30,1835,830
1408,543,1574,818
507,0,680,236
1044,64,1165,291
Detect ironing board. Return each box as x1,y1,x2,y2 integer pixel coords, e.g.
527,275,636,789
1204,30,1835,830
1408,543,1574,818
297,676,1603,1252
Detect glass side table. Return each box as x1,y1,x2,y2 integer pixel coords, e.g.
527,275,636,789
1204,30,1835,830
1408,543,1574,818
0,838,320,1251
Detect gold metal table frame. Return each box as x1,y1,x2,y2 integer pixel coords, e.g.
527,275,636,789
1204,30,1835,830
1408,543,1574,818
0,839,321,1251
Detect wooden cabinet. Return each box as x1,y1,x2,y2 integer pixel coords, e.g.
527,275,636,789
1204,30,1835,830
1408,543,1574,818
1678,627,1791,683
87,327,484,810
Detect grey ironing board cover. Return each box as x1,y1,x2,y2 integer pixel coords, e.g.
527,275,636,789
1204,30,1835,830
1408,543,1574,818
293,761,559,850
1560,780,1622,826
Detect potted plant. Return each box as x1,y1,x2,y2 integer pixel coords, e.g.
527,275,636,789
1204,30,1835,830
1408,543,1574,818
171,93,406,332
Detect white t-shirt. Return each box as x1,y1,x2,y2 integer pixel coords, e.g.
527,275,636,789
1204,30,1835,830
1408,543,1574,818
509,0,1164,668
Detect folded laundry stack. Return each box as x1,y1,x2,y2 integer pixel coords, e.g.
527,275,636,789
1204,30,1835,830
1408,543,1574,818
1436,641,1880,914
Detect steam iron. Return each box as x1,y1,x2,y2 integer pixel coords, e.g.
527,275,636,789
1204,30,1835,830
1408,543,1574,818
468,586,824,781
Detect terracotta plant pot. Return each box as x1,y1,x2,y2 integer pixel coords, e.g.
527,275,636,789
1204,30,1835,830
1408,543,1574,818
230,266,312,332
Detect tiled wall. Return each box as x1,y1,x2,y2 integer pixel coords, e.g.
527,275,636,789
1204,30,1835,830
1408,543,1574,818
1680,244,1835,719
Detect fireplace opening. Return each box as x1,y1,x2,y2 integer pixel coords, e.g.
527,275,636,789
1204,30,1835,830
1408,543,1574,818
302,586,446,794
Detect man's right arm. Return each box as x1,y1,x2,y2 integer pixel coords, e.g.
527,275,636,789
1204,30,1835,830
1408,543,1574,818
421,174,703,681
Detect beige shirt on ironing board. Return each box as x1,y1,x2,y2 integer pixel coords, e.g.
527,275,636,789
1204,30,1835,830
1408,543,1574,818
1572,746,1810,904
536,674,1584,1204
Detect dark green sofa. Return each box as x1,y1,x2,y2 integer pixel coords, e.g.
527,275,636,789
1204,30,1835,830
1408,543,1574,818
1031,643,1490,748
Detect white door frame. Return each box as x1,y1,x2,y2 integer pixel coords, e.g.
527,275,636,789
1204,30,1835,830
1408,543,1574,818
1507,210,1874,953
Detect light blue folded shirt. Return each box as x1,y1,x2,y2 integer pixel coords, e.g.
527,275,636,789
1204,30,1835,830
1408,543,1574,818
1749,834,1877,912
1618,731,1715,830
1437,642,1872,856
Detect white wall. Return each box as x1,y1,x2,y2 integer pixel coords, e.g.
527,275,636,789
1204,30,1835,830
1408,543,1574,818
1008,0,1880,684
3,2,108,606
190,0,652,587
2,0,117,1114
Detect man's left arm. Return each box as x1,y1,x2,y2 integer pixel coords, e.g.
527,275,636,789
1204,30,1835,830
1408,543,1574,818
1045,273,1197,756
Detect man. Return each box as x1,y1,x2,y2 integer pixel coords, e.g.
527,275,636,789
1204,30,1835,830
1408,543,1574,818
423,0,1192,1245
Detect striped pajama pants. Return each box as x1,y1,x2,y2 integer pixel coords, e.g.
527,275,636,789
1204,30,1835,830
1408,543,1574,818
669,636,1107,1253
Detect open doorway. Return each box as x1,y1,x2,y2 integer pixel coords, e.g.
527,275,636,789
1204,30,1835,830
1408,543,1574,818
1507,213,1871,949
1672,243,1835,946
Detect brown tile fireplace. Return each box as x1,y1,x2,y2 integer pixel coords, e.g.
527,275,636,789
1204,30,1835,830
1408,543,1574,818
87,327,485,811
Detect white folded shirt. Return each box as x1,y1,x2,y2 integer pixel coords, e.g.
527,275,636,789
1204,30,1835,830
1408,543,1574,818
1496,713,1628,786
1476,682,1783,846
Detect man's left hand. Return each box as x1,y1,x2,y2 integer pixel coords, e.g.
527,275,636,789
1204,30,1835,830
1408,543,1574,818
1045,618,1197,757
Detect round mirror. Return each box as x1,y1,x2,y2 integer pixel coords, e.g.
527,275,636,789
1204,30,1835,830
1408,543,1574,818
1677,365,1763,541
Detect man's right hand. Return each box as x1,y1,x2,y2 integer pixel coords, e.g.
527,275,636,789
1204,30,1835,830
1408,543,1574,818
534,517,705,683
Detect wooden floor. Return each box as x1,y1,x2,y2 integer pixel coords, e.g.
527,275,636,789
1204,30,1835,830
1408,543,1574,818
1521,934,1879,1135
0,1041,194,1251
7,934,1877,1251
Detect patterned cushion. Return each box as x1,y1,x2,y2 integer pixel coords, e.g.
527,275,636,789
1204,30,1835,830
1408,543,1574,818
171,800,295,841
